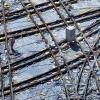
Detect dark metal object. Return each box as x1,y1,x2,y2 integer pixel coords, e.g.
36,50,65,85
76,34,100,93
57,0,99,67
1,27,98,75
1,0,14,99
0,58,5,100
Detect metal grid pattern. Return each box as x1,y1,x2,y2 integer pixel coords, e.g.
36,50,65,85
0,0,100,100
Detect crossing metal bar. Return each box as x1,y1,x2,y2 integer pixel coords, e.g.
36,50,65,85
28,0,73,74
47,0,89,96
58,0,99,68
45,0,100,98
19,0,70,99
0,0,76,23
48,0,98,67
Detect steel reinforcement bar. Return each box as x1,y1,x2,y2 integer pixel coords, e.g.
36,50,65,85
1,0,14,99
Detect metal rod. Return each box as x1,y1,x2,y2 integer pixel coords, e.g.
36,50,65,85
0,58,5,100
0,0,99,99
0,44,99,96
76,34,100,93
1,0,14,100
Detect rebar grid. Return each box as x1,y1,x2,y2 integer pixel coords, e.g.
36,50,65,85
0,0,100,100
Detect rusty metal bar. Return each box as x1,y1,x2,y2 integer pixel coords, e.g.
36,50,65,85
0,0,77,23
46,0,100,98
1,0,14,100
76,34,100,93
0,58,5,100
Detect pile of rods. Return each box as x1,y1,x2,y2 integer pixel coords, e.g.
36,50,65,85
0,0,100,100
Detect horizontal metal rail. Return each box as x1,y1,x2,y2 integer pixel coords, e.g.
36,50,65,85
0,53,99,97
0,9,100,42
